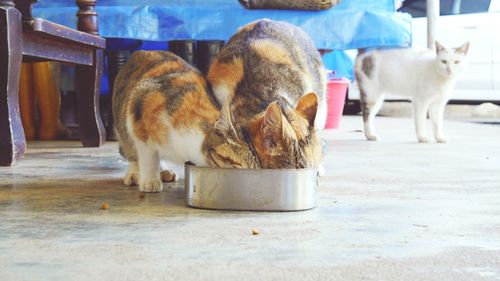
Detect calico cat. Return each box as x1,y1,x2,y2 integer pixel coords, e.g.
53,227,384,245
113,51,258,192
207,19,327,168
355,41,469,143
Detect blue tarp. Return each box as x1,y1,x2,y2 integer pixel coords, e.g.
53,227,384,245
33,0,412,50
33,0,412,94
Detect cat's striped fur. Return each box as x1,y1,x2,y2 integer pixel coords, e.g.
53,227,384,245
207,19,327,169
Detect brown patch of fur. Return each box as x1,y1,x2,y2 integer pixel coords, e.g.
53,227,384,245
362,55,374,78
207,57,244,101
170,71,200,88
246,104,289,168
130,92,168,143
251,39,293,65
119,51,167,97
283,109,322,167
246,105,321,168
208,145,244,168
203,103,261,169
284,109,309,140
295,93,318,127
246,113,281,168
171,77,219,130
130,51,166,80
142,59,184,79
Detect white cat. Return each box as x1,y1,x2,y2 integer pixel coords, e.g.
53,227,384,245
354,41,470,143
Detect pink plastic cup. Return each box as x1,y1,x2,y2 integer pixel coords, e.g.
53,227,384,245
325,78,349,129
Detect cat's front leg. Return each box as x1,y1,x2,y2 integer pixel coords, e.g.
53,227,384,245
429,98,449,143
135,141,163,192
124,161,177,186
413,101,430,143
124,161,140,186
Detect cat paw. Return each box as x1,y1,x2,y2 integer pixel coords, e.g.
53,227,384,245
124,173,139,186
160,170,178,182
417,136,430,143
139,178,163,193
436,136,449,143
365,134,379,141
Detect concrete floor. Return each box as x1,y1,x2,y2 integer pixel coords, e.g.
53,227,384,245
1,116,499,281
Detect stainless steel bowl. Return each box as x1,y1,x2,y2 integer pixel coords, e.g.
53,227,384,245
184,163,318,211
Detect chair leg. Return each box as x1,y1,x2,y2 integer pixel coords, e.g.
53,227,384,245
19,63,37,140
0,7,25,166
75,49,106,147
33,62,68,140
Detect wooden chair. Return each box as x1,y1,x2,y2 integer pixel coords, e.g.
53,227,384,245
0,0,106,166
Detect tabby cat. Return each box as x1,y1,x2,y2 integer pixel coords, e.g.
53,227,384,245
207,19,327,169
355,41,469,143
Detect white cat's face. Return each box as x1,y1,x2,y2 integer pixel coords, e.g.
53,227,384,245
434,41,470,78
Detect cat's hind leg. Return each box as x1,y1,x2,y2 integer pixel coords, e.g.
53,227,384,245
360,90,384,141
118,143,141,186
159,161,178,182
429,97,449,143
134,140,163,192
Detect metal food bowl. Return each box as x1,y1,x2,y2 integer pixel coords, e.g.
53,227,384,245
184,163,319,211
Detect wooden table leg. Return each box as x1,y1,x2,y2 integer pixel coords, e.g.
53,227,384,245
75,49,106,147
0,6,25,166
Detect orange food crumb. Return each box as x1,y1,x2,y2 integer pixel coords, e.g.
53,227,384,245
100,202,109,210
252,229,259,235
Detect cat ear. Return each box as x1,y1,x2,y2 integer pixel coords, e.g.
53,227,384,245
214,102,239,139
295,92,318,128
455,41,470,55
260,102,283,135
435,41,446,54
